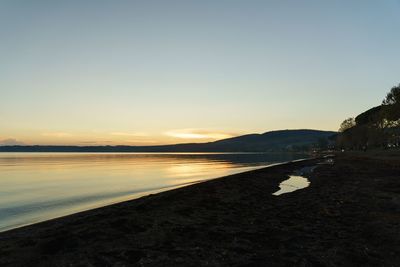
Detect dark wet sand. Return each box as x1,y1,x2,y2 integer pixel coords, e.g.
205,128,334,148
0,153,399,266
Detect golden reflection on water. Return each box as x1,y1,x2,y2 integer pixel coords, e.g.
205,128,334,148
166,162,232,177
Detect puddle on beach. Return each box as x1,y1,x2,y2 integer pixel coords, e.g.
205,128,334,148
272,175,310,196
272,158,334,196
272,165,317,196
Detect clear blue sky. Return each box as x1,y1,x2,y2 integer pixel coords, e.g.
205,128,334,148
1,0,399,145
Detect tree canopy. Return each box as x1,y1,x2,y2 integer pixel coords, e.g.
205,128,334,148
355,106,382,126
382,84,400,105
339,118,355,132
338,83,400,149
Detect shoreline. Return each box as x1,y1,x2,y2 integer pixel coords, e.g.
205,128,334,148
1,153,399,266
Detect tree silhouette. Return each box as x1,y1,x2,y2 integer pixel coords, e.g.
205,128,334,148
338,83,400,149
381,84,400,124
382,84,400,105
339,118,355,132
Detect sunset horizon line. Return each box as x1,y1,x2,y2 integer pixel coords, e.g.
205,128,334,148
0,127,337,147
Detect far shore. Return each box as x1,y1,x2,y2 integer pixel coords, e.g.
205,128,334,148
0,152,399,266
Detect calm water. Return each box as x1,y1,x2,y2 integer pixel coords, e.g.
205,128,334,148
272,165,317,196
272,175,310,196
0,152,307,232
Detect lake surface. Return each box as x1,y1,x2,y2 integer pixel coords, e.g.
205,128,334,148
0,152,307,232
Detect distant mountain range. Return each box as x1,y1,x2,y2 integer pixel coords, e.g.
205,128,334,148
0,129,336,152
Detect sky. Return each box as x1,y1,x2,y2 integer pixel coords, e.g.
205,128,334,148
1,0,400,145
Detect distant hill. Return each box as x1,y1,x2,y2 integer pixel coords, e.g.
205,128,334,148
0,129,336,152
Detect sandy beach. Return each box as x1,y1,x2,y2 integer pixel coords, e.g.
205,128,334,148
0,153,399,266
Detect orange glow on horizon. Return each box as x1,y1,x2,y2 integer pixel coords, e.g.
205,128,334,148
0,129,241,146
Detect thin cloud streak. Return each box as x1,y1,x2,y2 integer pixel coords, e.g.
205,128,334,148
110,132,148,137
41,132,73,138
165,129,238,141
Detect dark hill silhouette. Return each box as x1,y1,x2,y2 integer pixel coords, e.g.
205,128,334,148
0,129,336,152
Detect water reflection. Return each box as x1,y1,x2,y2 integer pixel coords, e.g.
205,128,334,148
272,165,316,196
0,152,307,232
272,175,310,196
